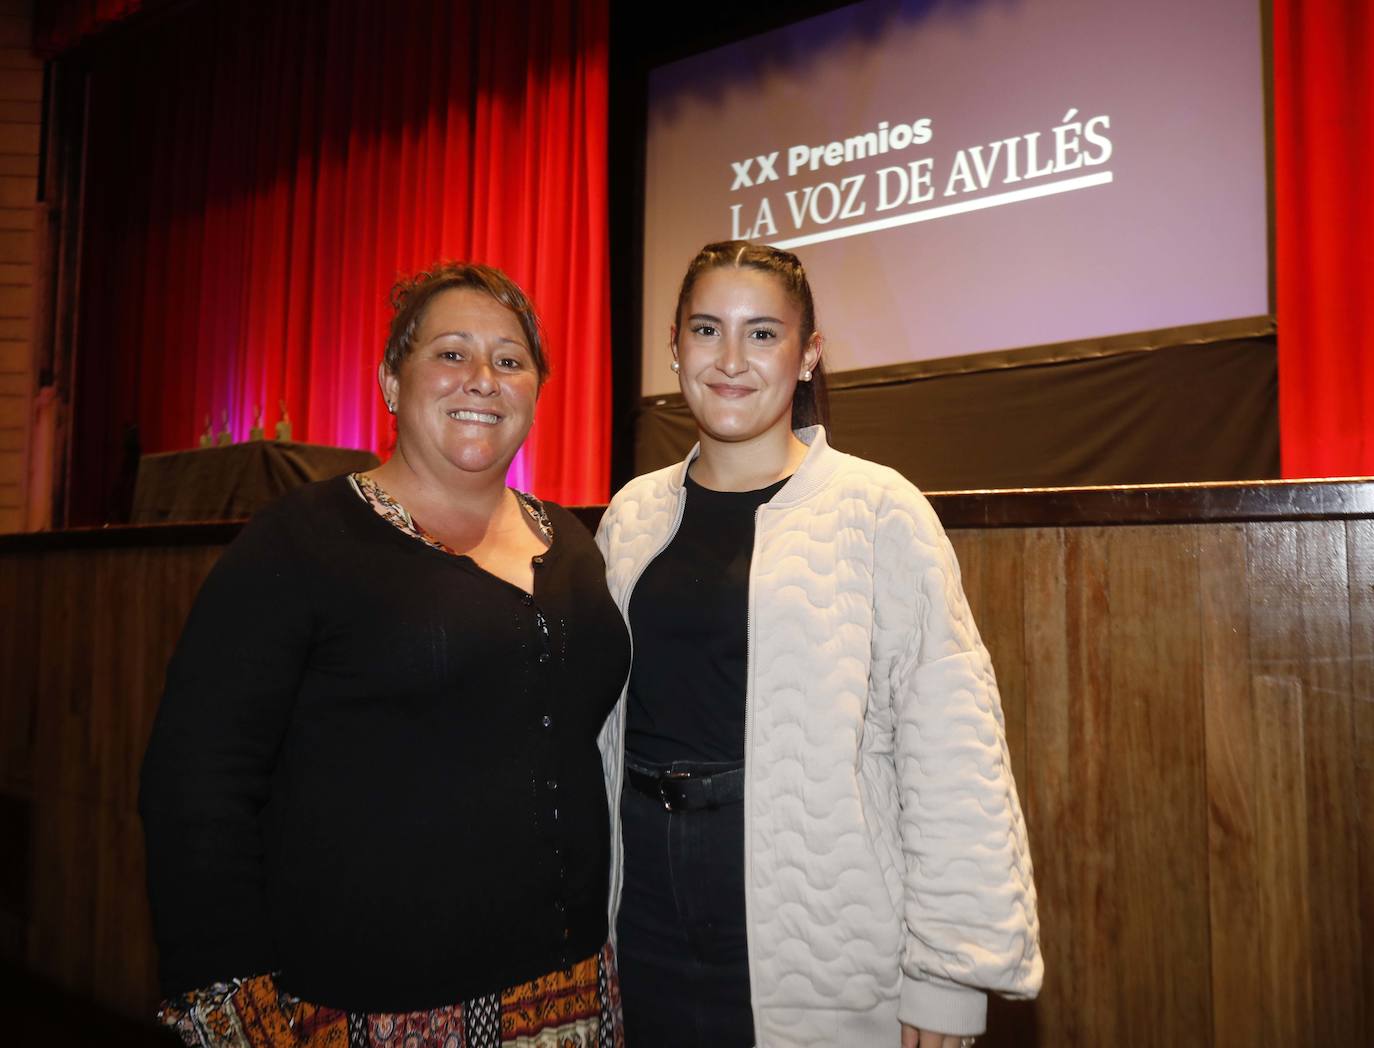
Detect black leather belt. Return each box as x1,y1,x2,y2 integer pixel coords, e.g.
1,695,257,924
626,762,745,812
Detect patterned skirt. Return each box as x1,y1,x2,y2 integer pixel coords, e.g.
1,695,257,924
160,943,624,1048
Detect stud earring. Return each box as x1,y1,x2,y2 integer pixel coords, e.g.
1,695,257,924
670,360,680,373
801,369,813,382
386,401,396,414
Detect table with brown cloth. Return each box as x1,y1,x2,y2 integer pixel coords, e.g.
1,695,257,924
130,441,381,523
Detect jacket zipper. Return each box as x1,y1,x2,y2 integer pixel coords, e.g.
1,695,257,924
607,484,688,933
743,501,765,1041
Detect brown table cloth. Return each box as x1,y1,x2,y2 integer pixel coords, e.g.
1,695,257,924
131,441,381,523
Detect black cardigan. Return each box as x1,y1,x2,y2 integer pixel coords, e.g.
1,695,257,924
138,477,630,1012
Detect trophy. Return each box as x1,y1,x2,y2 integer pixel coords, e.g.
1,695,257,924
275,400,293,442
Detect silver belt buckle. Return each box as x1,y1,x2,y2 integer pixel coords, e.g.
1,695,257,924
660,769,692,811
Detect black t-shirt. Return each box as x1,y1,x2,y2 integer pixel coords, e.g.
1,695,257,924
625,472,788,765
139,476,630,1011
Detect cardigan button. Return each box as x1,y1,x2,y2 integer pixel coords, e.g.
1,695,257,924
522,593,534,606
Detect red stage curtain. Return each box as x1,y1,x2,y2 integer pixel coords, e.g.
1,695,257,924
1275,0,1374,478
33,0,145,56
69,0,611,524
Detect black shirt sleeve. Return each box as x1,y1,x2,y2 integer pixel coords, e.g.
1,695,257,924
138,499,316,995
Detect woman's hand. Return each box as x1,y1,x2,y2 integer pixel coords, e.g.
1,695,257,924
900,1023,974,1048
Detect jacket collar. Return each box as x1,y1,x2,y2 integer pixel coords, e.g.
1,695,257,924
668,425,842,505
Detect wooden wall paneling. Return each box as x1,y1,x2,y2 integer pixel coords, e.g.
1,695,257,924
0,203,31,230
0,281,32,316
26,787,78,991
90,548,122,815
1197,524,1266,1047
108,807,159,1015
5,495,1373,1028
1105,525,1212,1044
98,546,186,816
108,546,223,1014
1245,521,1355,1040
90,782,126,1013
0,174,34,207
86,549,152,1014
52,552,101,801
949,529,1029,786
103,559,146,1008
87,805,158,1016
0,95,38,118
1249,673,1313,1040
0,229,31,266
950,528,1034,1045
0,550,40,792
0,69,41,104
1345,519,1374,1022
1289,522,1362,1040
1018,527,1118,1044
109,551,145,816
1065,527,1119,1046
0,547,39,964
28,552,94,992
29,553,84,988
0,120,37,155
0,791,27,957
1016,527,1069,1045
0,258,30,284
0,335,27,371
0,149,39,175
0,0,36,525
28,544,225,1012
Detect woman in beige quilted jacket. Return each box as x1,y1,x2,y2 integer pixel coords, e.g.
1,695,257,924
595,241,1043,1048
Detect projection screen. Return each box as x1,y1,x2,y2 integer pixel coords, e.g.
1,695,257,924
640,0,1269,396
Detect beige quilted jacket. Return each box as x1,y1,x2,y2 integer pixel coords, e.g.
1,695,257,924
595,427,1041,1044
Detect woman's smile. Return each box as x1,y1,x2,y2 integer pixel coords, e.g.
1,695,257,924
706,383,757,398
447,408,503,424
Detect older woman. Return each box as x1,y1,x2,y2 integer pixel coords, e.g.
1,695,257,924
596,242,1042,1048
140,263,629,1047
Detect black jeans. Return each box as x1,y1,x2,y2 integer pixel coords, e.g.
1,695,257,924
616,758,754,1048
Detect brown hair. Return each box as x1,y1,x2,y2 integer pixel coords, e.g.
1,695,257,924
673,240,829,429
383,261,548,383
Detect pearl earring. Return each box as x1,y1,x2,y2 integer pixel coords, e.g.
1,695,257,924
801,369,813,382
670,360,680,373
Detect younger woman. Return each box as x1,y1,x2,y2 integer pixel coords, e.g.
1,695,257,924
596,242,1041,1048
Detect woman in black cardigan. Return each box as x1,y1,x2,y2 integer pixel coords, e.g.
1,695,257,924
139,263,630,1047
